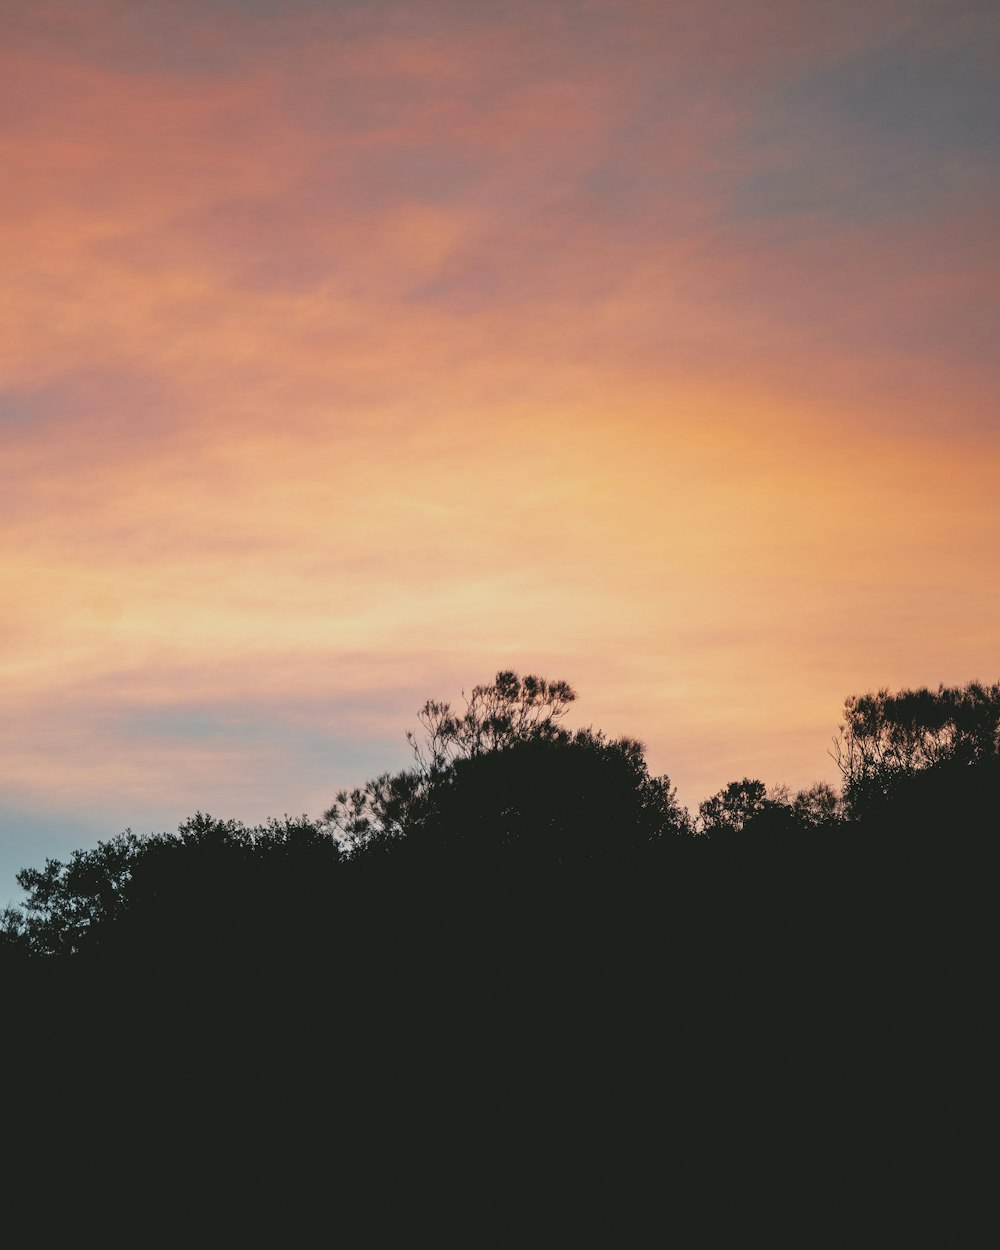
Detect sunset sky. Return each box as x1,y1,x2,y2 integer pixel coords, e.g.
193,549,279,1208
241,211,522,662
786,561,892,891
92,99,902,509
2,0,998,900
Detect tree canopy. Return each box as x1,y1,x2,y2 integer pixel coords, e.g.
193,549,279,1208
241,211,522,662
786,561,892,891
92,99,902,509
2,673,996,963
832,681,1000,813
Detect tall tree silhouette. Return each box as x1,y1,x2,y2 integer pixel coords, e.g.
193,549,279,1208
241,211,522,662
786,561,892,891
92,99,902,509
324,670,580,854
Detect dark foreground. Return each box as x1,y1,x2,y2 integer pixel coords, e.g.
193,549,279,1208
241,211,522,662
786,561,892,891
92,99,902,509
4,678,995,1243
6,802,991,1242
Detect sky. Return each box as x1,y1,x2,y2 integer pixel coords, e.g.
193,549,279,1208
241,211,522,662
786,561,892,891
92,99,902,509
2,0,998,901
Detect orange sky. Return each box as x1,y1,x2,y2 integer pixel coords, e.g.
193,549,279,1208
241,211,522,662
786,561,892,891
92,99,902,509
2,0,998,896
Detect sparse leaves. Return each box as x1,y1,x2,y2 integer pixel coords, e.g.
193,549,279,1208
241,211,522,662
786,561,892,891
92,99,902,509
408,671,577,773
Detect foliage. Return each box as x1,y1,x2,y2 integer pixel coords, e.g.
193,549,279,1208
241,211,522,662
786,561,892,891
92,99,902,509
9,832,144,956
698,778,773,834
4,671,998,962
407,670,577,772
4,814,333,958
322,767,428,856
322,672,690,863
832,681,1000,813
402,728,692,864
324,670,579,853
791,781,843,827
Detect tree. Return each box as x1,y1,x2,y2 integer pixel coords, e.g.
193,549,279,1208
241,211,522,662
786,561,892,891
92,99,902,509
408,670,577,772
792,782,842,827
8,831,143,956
323,672,691,861
832,682,1000,813
698,778,772,835
3,814,339,959
404,728,691,865
321,768,428,857
0,904,30,960
324,671,578,853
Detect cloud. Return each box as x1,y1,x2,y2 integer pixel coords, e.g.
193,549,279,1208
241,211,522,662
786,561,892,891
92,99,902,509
731,13,1000,224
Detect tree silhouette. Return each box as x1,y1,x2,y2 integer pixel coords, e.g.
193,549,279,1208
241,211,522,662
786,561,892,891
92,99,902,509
324,670,579,854
833,681,1000,815
407,669,577,770
11,831,143,955
4,670,997,970
791,780,842,827
698,777,771,834
393,728,691,867
3,668,992,1248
